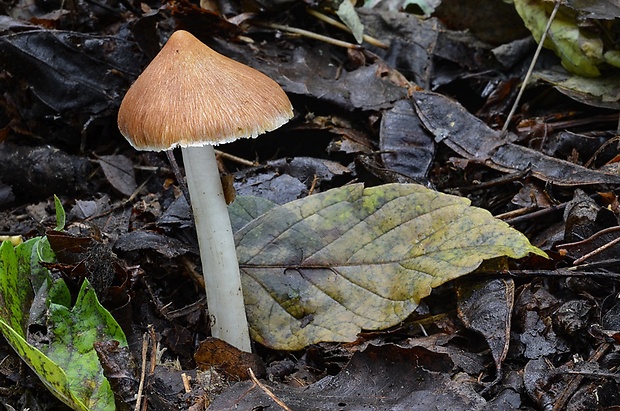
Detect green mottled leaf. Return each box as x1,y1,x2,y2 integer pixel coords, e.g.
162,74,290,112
42,279,124,410
0,320,88,410
0,240,126,410
514,0,603,77
0,241,32,336
31,237,55,292
235,184,545,350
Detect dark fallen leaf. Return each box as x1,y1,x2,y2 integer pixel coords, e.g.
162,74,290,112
534,69,620,109
523,357,557,408
215,39,409,111
157,196,194,230
380,99,435,184
69,197,114,221
269,157,351,185
0,24,139,113
457,278,514,382
542,130,612,168
358,8,496,88
233,157,351,205
0,22,142,145
234,173,307,205
413,90,620,185
46,230,94,257
0,142,92,201
113,230,192,259
94,340,138,411
98,155,137,197
553,300,593,336
564,0,620,19
432,0,530,45
208,344,486,410
558,190,620,263
400,334,486,376
194,337,266,380
513,284,569,360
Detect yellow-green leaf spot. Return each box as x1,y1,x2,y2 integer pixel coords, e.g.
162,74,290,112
234,184,546,350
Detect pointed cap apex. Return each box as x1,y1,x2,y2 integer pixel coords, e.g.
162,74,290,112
118,30,293,151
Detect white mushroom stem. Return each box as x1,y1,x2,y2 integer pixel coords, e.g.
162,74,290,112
181,145,251,353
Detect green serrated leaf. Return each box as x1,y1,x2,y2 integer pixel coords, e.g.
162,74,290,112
336,0,364,44
235,183,545,350
54,195,66,231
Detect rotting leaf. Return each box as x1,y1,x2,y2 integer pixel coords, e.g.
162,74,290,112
413,90,620,186
380,99,435,184
457,278,514,382
194,337,266,380
214,39,409,111
98,154,137,197
208,344,486,410
234,183,545,350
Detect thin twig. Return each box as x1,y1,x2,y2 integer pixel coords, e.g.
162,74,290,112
134,331,149,411
500,0,563,137
306,8,388,49
560,226,620,248
214,149,258,167
572,235,620,265
255,21,362,50
248,368,292,411
166,149,191,202
501,203,566,225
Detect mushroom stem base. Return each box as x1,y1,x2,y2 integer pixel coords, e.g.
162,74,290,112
182,145,251,353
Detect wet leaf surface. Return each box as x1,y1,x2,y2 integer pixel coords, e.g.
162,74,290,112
235,183,543,350
414,90,620,185
380,99,435,184
208,344,486,411
98,155,137,197
1,0,620,408
457,278,514,382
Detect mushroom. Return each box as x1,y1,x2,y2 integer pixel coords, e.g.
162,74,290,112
117,30,293,352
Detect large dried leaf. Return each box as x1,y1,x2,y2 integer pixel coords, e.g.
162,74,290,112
413,90,620,185
235,183,544,350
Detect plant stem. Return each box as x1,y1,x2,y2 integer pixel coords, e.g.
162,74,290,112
181,145,251,352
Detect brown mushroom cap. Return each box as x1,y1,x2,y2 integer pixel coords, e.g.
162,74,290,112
117,30,293,151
